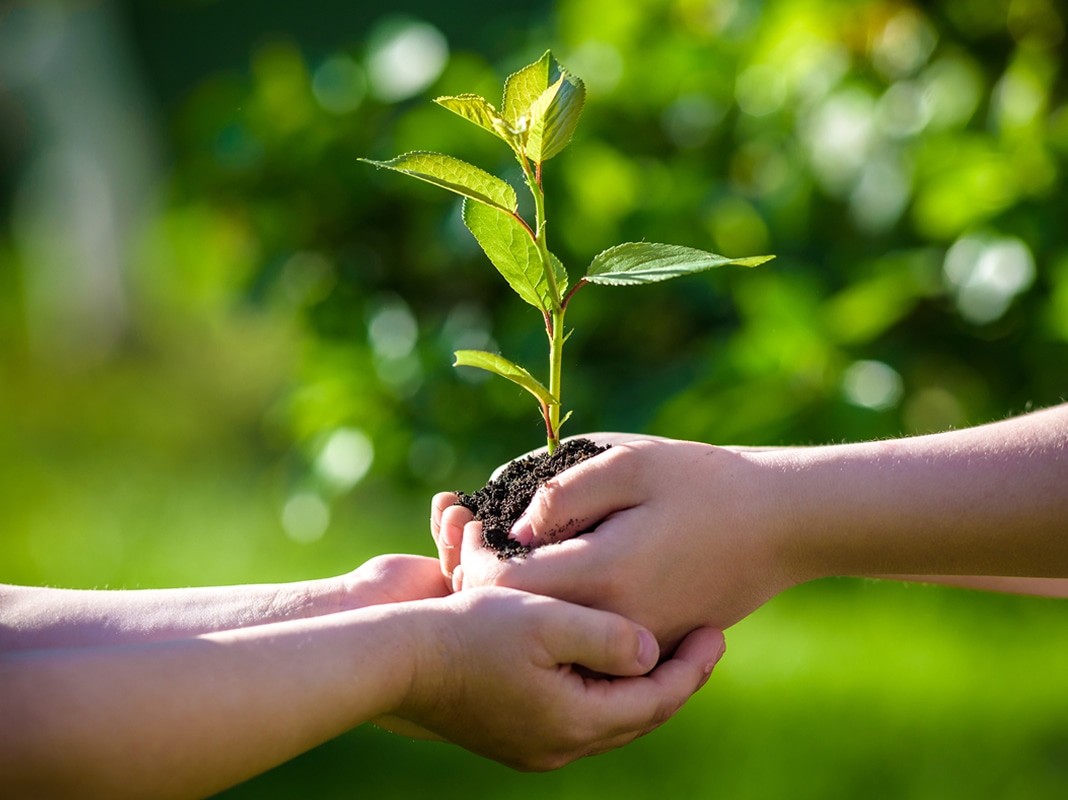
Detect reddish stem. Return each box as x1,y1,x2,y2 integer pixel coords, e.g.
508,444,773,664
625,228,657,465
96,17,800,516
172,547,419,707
540,401,554,440
512,211,537,240
562,278,588,311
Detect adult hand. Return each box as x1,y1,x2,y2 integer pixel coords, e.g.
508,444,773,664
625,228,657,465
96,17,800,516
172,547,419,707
391,586,725,771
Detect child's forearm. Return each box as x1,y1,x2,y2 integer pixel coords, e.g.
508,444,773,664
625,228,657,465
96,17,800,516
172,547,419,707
0,577,355,651
766,404,1068,582
0,604,416,800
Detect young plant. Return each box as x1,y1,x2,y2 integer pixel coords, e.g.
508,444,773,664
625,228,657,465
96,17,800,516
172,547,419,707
362,51,773,454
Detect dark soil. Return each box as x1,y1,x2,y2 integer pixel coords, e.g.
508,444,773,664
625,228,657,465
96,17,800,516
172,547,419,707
455,438,610,559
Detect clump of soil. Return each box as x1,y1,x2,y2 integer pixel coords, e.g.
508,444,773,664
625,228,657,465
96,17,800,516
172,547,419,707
455,438,609,560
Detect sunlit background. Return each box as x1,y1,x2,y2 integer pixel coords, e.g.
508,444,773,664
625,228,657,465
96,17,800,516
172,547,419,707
1,0,1066,797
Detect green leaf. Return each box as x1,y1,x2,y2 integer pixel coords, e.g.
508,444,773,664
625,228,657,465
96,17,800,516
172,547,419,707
585,242,775,286
502,51,553,127
548,251,570,304
501,51,586,163
525,72,586,163
433,94,519,149
462,199,563,311
360,152,517,212
453,350,555,408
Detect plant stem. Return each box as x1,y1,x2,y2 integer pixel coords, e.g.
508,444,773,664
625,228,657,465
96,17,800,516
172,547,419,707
547,305,564,453
521,156,563,453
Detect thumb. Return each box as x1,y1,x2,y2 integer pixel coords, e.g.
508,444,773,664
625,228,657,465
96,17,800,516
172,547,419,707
540,600,661,676
510,444,638,547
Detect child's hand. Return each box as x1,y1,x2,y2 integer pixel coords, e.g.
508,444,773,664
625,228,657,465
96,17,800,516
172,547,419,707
389,587,725,770
436,438,797,650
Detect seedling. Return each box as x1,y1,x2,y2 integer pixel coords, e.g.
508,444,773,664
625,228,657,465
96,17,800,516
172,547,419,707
362,51,773,453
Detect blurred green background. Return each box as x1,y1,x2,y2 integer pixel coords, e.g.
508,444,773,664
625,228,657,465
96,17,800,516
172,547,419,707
1,0,1066,797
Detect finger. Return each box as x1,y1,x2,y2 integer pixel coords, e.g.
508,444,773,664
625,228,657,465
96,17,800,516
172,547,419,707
440,504,471,552
539,602,661,677
451,564,464,593
437,503,472,579
430,492,457,546
571,626,726,742
458,518,505,589
661,626,726,683
488,433,657,482
510,443,646,547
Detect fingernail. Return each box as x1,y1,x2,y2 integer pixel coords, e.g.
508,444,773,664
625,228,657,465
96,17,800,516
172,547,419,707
442,523,460,550
509,512,533,546
637,629,658,671
451,565,464,593
705,635,727,675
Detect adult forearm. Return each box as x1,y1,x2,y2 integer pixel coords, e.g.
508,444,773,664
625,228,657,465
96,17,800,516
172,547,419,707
0,605,416,800
767,405,1068,581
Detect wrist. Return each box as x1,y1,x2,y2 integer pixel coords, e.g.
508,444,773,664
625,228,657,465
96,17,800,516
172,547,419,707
379,597,455,722
283,576,358,618
755,440,908,583
746,447,829,587
288,602,432,725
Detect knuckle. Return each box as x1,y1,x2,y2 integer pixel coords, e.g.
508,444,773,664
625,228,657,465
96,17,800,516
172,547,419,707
362,553,405,579
528,479,575,541
532,475,570,518
601,443,648,492
600,614,639,662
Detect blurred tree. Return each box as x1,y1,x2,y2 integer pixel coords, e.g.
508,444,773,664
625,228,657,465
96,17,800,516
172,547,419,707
134,0,1067,489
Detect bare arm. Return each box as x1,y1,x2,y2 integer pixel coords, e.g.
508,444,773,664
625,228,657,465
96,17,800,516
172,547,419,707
0,555,724,798
1,602,418,800
0,556,431,652
773,403,1068,581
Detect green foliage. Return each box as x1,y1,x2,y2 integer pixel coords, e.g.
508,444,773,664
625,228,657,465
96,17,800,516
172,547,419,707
586,242,774,285
453,349,555,411
460,198,565,311
361,152,518,211
364,50,772,451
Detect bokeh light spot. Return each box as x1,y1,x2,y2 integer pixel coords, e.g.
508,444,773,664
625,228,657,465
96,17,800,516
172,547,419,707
366,18,448,102
944,234,1035,325
316,428,374,493
312,54,367,114
566,40,623,94
843,360,904,411
662,94,725,150
871,8,937,80
367,295,418,359
736,64,787,117
281,492,330,544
